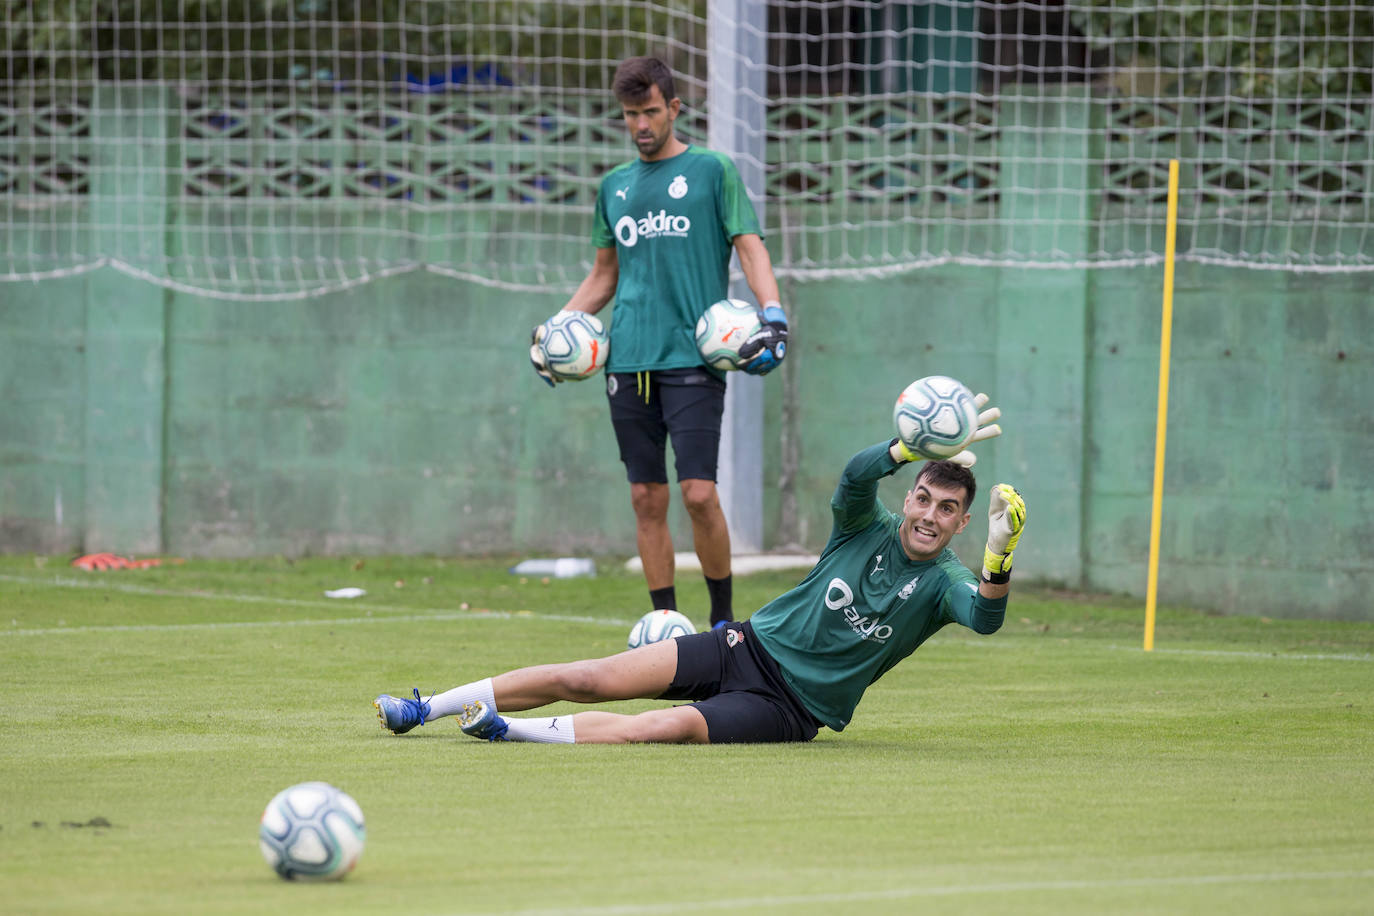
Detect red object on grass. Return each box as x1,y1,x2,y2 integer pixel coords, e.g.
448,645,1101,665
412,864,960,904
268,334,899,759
71,553,179,571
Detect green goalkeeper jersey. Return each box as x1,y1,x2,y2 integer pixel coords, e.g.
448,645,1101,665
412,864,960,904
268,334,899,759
749,442,1008,732
591,145,762,373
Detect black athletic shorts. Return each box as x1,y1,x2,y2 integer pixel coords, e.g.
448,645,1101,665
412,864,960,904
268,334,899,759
659,621,823,744
606,368,727,484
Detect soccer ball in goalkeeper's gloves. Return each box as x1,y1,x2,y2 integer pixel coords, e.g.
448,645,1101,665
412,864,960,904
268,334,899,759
737,303,789,375
530,309,610,386
894,392,1002,468
529,334,559,387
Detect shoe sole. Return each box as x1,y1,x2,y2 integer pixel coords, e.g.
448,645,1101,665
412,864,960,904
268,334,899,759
373,697,413,735
457,701,493,737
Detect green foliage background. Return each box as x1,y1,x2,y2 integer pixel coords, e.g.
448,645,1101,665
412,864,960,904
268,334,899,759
3,0,707,86
1068,0,1374,98
8,1,1373,99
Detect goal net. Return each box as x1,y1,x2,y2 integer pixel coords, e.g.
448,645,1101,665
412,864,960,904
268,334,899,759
3,1,1371,299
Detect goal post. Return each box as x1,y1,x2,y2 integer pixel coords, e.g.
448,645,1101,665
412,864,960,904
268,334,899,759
709,0,769,555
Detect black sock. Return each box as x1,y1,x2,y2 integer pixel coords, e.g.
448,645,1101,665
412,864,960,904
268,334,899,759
649,586,676,611
705,574,733,625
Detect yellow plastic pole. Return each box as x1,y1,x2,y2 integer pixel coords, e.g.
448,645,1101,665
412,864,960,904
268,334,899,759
1145,159,1180,651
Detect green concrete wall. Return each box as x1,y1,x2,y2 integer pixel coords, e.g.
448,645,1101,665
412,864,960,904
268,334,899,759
3,86,1371,620
2,262,1371,619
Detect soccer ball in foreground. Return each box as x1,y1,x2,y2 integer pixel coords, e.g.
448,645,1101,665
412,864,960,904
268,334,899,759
259,782,365,881
539,310,609,381
628,609,696,649
893,375,980,459
694,299,761,371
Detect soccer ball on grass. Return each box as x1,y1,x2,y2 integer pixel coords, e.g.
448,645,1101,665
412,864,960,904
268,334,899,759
537,310,609,381
694,299,761,371
893,375,980,459
628,609,696,649
258,781,365,881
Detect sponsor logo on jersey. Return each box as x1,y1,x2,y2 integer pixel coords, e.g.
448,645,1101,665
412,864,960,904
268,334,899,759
615,185,629,200
614,209,692,247
668,174,688,198
824,577,893,643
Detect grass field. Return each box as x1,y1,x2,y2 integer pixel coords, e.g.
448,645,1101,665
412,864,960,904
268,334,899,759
2,554,1372,915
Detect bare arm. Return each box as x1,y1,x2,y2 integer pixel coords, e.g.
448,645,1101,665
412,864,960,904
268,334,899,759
732,233,781,307
978,578,1010,601
563,247,619,315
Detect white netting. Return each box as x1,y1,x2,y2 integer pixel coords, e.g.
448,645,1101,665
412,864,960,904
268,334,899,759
2,1,1371,300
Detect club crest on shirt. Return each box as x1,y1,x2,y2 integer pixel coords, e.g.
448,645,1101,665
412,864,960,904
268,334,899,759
725,628,743,647
668,174,688,198
899,576,921,600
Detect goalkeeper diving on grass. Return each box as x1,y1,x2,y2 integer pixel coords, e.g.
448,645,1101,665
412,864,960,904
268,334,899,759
373,394,1023,744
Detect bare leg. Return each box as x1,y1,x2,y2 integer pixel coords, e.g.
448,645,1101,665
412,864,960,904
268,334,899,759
631,481,674,590
680,477,731,579
491,638,679,711
569,706,709,744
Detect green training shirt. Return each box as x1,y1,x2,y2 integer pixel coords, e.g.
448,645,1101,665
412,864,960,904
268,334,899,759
591,145,762,373
748,442,1008,732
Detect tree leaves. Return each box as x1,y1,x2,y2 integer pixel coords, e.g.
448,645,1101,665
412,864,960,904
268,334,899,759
1068,0,1374,99
3,0,706,87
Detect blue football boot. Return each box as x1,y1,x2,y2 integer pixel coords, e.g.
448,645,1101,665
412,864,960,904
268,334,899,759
373,688,431,735
457,700,510,741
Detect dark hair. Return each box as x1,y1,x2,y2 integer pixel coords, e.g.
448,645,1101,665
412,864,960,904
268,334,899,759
612,56,676,105
913,460,976,512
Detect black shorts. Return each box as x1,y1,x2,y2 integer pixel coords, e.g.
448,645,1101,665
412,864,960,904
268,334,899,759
606,368,727,484
660,621,823,744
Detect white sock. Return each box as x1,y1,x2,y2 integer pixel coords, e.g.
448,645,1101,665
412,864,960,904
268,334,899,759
423,678,495,722
502,715,577,744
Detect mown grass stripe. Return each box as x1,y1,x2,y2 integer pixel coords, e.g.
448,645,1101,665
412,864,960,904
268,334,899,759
463,868,1374,915
0,610,633,638
3,572,1370,663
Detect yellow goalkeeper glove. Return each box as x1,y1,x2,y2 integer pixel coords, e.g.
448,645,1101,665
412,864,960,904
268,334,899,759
983,484,1026,580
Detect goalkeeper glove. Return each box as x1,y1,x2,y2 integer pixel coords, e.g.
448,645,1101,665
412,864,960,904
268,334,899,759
894,392,1003,468
983,484,1026,581
738,302,788,376
529,316,562,388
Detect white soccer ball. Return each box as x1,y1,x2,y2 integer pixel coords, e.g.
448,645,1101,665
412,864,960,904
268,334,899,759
694,299,761,371
892,375,980,459
539,310,609,381
258,781,365,882
627,609,696,649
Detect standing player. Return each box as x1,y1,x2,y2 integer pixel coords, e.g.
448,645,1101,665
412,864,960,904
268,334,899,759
373,398,1022,744
530,56,787,629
